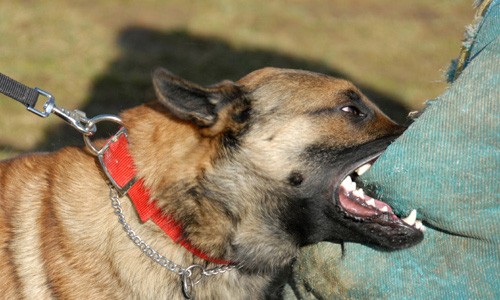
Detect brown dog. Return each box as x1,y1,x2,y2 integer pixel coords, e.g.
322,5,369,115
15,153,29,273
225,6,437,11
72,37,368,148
0,68,423,299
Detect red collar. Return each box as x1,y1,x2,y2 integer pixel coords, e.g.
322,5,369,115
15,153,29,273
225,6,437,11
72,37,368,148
98,128,230,265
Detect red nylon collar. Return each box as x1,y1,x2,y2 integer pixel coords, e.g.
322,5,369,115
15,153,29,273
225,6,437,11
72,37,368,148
98,128,230,265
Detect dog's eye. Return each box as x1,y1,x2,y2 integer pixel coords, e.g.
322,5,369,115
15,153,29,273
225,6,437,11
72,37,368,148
341,106,364,117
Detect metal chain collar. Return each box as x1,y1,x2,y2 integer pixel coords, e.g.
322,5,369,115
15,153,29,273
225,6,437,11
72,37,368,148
109,187,237,299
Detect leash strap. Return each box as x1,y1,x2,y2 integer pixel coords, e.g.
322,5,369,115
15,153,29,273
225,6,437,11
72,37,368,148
0,72,40,109
0,72,38,107
0,72,100,134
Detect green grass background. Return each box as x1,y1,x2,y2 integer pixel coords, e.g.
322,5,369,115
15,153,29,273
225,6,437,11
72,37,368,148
0,0,474,159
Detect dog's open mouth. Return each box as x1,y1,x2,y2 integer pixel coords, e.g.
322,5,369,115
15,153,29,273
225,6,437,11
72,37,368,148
335,157,425,234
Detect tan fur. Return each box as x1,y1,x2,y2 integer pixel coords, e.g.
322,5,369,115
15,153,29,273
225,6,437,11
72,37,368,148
0,68,404,299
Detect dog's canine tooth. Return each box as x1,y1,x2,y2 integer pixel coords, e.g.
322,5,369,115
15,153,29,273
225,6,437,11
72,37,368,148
402,209,417,226
355,163,372,176
380,206,389,212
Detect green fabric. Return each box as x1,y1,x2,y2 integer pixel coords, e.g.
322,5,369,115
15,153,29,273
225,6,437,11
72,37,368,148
285,2,499,299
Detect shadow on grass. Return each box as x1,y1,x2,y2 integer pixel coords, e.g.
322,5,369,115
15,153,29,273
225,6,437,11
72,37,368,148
37,26,409,151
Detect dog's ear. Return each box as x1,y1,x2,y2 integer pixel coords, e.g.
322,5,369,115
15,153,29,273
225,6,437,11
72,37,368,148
152,67,242,128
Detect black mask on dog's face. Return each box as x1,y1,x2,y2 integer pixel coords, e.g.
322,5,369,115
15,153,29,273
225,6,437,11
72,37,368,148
281,134,424,251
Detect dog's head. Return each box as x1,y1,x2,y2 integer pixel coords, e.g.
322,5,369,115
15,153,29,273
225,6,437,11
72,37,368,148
149,67,423,270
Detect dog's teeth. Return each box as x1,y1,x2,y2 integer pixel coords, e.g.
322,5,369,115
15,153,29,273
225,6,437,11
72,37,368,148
353,188,364,198
366,198,375,207
350,181,357,191
341,176,357,192
402,209,417,226
341,176,352,187
355,163,372,176
380,206,389,212
415,220,426,232
415,220,422,229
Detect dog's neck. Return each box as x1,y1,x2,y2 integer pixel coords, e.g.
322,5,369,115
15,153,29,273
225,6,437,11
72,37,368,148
119,102,235,263
119,102,299,275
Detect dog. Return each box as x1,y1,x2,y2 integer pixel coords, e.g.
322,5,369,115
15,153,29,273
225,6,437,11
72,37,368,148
0,67,423,299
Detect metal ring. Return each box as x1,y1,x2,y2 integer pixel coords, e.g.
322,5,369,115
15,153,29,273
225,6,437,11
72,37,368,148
82,114,124,155
185,265,205,285
182,272,193,299
181,265,205,299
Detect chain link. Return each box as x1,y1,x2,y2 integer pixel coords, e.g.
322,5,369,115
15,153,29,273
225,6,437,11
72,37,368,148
109,187,238,298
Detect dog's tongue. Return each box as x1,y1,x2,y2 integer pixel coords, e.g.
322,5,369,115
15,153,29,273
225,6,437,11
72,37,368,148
338,176,393,217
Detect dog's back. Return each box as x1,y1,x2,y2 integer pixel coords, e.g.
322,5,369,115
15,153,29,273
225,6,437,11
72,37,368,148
0,149,126,299
1,153,55,299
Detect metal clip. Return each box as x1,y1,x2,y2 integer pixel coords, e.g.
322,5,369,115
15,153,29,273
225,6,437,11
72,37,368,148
52,106,96,135
27,87,55,117
28,87,96,135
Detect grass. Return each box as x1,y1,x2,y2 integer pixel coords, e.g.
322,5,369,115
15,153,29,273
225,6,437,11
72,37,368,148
0,0,474,159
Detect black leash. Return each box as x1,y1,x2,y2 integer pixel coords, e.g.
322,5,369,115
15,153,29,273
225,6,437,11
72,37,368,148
0,72,96,134
0,72,51,116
